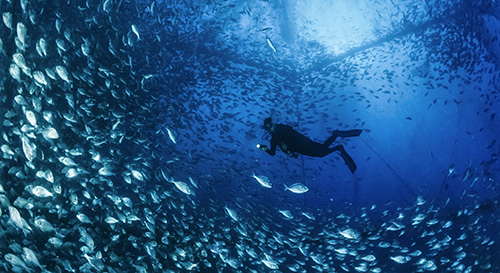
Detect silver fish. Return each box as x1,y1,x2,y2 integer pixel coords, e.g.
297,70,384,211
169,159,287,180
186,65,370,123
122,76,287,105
21,136,35,162
25,110,37,127
9,63,21,81
34,216,55,232
5,254,27,270
22,247,41,268
252,172,272,188
166,128,177,144
17,22,27,45
284,183,309,194
266,37,277,53
41,127,59,140
2,12,12,29
30,185,53,198
131,24,140,40
55,65,71,83
33,71,48,86
36,38,48,57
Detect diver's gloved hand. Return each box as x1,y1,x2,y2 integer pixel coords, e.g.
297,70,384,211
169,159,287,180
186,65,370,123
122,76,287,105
256,144,268,151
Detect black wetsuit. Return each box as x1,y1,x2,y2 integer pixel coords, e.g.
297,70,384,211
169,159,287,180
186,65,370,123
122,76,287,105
264,124,342,158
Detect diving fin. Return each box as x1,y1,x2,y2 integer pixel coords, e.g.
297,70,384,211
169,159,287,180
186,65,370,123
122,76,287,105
334,129,362,138
339,145,357,173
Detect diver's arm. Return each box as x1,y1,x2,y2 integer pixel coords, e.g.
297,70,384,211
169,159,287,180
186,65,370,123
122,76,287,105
266,138,277,156
266,144,276,155
257,139,276,156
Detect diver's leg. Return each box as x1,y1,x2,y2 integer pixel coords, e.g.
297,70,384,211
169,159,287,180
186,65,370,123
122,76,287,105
333,129,362,138
323,133,338,147
323,130,362,147
318,145,342,157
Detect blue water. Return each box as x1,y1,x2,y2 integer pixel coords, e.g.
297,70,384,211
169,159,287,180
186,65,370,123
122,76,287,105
0,0,499,272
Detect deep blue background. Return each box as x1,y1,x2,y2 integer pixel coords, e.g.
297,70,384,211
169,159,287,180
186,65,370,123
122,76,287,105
1,0,499,272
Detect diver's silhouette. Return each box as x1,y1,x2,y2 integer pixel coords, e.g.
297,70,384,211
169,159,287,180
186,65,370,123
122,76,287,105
257,117,361,173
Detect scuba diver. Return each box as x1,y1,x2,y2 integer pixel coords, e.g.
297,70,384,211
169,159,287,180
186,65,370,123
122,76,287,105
257,117,362,173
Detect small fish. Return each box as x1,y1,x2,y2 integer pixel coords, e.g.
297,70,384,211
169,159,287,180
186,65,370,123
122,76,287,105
34,216,55,232
30,185,53,197
99,166,114,176
447,165,455,176
339,228,359,240
188,177,199,188
56,39,66,52
279,209,293,219
66,168,79,178
391,255,410,264
252,172,272,188
77,213,92,224
25,110,37,127
43,169,54,183
9,206,32,234
284,183,309,194
21,136,35,162
162,173,194,195
166,128,177,144
266,37,277,53
2,12,12,29
224,206,239,221
55,65,70,83
9,64,21,81
42,127,59,140
131,169,144,181
33,71,48,86
103,0,111,13
5,254,27,270
22,247,41,268
8,206,24,230
131,24,140,40
105,216,119,224
13,53,29,72
59,157,76,166
301,211,315,220
36,38,48,57
48,237,63,248
81,43,90,56
361,255,376,262
262,258,279,269
17,22,27,45
171,180,193,195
